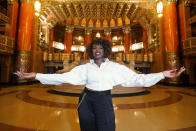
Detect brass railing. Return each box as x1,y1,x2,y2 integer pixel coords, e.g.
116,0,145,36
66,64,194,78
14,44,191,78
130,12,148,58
183,37,196,56
0,35,15,54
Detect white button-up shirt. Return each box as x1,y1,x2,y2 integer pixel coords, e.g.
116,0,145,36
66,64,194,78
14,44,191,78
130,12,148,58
35,59,165,91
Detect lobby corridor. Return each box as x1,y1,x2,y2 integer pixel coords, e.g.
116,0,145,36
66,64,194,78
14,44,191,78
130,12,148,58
0,84,195,131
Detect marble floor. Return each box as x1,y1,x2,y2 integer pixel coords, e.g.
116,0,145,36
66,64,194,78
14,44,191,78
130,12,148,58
0,84,195,131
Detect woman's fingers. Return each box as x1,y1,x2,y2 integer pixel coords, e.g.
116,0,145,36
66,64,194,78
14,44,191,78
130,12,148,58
13,71,24,79
176,67,186,76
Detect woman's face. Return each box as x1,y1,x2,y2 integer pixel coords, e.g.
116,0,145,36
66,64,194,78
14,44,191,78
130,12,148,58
92,44,104,60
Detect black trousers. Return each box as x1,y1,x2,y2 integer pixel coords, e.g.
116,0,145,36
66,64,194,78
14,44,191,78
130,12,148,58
78,87,115,131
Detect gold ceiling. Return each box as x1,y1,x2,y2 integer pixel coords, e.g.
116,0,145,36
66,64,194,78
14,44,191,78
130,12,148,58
39,0,158,29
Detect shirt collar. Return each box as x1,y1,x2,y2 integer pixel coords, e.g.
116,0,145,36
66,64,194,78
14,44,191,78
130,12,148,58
90,58,109,64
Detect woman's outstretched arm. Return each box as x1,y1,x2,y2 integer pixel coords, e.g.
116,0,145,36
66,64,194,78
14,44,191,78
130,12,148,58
114,64,185,87
14,64,87,85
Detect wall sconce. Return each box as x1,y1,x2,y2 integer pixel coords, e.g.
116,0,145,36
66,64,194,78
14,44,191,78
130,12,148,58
34,0,41,16
157,1,163,18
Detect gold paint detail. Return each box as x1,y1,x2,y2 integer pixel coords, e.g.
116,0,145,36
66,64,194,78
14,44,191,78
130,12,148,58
166,0,178,4
165,52,181,84
85,28,92,35
0,35,14,54
184,0,191,7
61,53,71,61
65,25,74,33
182,37,196,56
20,0,34,4
123,25,131,34
16,50,31,73
104,28,111,36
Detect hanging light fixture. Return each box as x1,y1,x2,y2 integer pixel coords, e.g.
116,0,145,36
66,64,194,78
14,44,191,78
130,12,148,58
157,1,163,18
96,32,101,38
34,0,41,16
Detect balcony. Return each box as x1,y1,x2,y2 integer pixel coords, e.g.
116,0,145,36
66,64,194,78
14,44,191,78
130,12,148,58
0,35,15,54
0,5,9,23
183,37,196,56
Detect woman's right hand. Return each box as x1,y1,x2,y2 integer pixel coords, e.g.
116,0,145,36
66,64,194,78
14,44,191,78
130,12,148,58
13,71,36,79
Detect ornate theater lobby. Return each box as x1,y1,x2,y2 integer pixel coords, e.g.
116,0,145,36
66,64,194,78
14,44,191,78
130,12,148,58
0,84,195,131
0,0,196,130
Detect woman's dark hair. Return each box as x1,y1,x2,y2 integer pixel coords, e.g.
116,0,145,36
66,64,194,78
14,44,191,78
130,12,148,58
86,38,112,59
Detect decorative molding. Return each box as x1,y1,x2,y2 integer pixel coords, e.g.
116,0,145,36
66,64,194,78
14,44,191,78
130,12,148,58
166,0,178,4
0,35,14,54
104,28,111,36
165,51,181,84
16,50,31,73
122,25,131,34
20,0,34,4
7,0,17,4
65,25,74,33
184,0,191,7
0,12,9,23
85,28,92,35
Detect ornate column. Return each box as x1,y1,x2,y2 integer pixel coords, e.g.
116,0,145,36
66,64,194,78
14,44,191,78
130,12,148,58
64,25,74,53
16,0,33,76
84,28,92,59
85,28,92,47
104,28,111,42
6,0,18,40
123,25,131,54
163,0,181,84
49,28,54,53
142,29,147,54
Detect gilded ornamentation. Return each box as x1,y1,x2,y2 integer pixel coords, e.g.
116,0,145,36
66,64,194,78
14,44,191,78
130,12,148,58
104,28,111,36
165,0,178,4
0,35,14,54
122,25,131,34
16,50,31,73
184,0,191,7
65,25,74,33
166,52,181,84
85,28,92,35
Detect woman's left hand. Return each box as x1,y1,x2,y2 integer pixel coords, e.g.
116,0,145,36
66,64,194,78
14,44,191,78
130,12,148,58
162,67,186,78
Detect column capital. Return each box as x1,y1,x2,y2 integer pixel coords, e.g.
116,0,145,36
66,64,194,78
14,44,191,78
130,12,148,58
85,28,92,35
65,25,74,33
184,0,191,7
104,28,111,36
164,0,178,4
20,0,34,4
123,25,131,34
7,0,18,4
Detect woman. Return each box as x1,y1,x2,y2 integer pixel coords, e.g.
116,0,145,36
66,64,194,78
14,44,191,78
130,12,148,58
14,38,185,131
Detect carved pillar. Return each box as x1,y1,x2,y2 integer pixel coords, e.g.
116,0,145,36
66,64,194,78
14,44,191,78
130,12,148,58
16,0,33,77
64,25,74,53
142,29,147,54
123,25,131,54
104,28,111,42
84,28,92,59
163,0,181,84
6,0,19,40
49,28,54,53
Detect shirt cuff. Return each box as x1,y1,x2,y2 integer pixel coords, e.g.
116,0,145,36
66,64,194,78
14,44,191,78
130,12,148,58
160,72,165,79
35,73,41,80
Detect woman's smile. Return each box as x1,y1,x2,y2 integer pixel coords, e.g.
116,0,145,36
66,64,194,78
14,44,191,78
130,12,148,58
92,44,104,59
